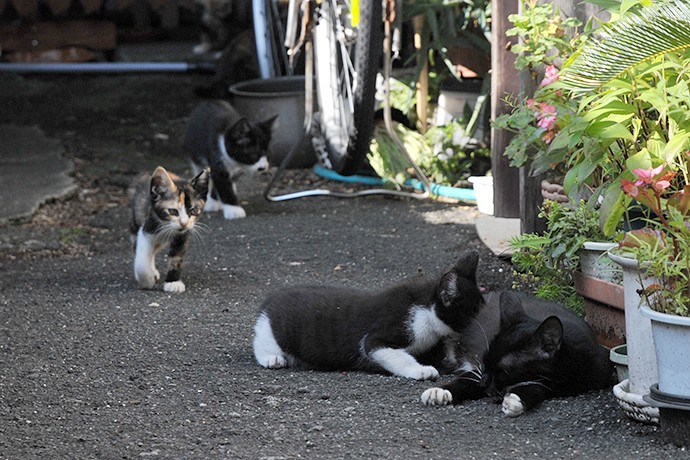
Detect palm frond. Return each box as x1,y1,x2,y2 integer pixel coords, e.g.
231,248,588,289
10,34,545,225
561,0,690,91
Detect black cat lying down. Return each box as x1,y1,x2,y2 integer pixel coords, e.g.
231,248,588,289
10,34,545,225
253,250,484,380
421,291,615,416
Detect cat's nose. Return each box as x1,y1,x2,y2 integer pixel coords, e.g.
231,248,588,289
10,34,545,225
256,156,269,171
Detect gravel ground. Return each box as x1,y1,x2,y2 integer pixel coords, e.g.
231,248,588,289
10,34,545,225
0,72,687,459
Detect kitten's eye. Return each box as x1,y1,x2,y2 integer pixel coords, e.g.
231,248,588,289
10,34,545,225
168,209,179,216
189,207,200,216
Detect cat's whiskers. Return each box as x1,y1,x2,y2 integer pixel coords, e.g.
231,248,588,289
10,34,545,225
471,317,490,351
462,366,483,382
457,374,481,383
505,380,553,392
189,222,210,242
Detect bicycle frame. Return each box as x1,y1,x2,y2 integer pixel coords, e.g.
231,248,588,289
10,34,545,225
260,0,432,201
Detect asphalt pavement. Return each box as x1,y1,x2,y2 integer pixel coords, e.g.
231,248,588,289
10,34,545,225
0,67,686,458
1,169,686,459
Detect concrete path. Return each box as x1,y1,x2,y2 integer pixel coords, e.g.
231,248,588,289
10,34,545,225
0,124,75,223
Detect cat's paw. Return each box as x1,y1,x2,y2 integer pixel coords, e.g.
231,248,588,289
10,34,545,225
420,387,453,406
163,281,186,293
192,42,211,55
135,270,157,289
502,393,525,417
409,365,440,381
204,196,222,212
222,205,246,220
258,355,288,369
152,268,160,282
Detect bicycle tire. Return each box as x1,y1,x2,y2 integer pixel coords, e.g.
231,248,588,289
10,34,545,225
253,0,289,79
313,0,383,175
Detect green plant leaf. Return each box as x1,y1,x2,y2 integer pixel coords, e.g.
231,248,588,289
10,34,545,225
585,120,634,140
561,0,690,90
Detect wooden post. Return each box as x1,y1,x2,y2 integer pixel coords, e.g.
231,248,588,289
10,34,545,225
490,0,521,218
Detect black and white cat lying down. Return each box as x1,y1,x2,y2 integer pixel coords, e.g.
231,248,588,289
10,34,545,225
421,291,615,417
253,250,484,380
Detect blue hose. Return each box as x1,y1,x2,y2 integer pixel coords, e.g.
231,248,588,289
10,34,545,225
312,165,476,201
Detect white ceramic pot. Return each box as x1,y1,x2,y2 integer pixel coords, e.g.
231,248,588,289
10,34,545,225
640,305,690,397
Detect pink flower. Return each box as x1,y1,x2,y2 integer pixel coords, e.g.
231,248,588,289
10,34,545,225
632,165,665,184
541,130,555,144
540,103,557,116
537,114,557,131
621,178,640,198
631,165,675,189
540,65,560,86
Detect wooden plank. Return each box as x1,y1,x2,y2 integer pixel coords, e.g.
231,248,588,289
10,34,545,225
490,0,521,218
0,20,117,53
79,0,103,14
9,0,38,16
45,0,71,15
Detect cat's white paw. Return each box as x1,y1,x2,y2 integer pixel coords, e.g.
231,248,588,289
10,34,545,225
163,281,186,293
152,268,160,282
409,365,440,381
193,42,211,55
222,205,246,220
259,355,288,369
421,387,453,406
204,196,222,212
135,269,157,289
502,393,525,417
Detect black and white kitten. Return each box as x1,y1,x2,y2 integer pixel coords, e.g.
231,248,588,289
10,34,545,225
128,166,210,293
421,291,614,416
253,250,484,380
183,100,277,220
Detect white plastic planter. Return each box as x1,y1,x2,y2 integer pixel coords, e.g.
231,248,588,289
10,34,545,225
640,305,690,397
468,176,493,215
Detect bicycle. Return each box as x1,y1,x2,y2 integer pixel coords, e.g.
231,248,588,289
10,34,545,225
253,0,431,201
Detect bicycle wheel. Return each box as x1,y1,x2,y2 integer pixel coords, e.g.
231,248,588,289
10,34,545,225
313,0,383,175
253,0,290,78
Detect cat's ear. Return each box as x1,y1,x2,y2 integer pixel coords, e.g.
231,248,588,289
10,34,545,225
452,249,479,280
228,118,252,144
439,272,459,307
498,291,527,329
439,250,480,307
191,167,210,197
258,114,279,134
532,316,563,357
150,166,175,201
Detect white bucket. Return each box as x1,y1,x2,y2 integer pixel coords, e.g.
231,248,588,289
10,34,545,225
468,176,493,215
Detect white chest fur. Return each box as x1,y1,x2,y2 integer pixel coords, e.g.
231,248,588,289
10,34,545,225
405,306,455,355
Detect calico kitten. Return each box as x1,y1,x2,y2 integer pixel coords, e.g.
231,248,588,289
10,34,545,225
183,100,277,220
252,250,484,380
128,166,210,293
421,291,614,416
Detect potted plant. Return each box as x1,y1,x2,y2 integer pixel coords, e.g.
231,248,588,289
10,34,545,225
555,0,690,431
612,164,690,442
618,166,690,387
